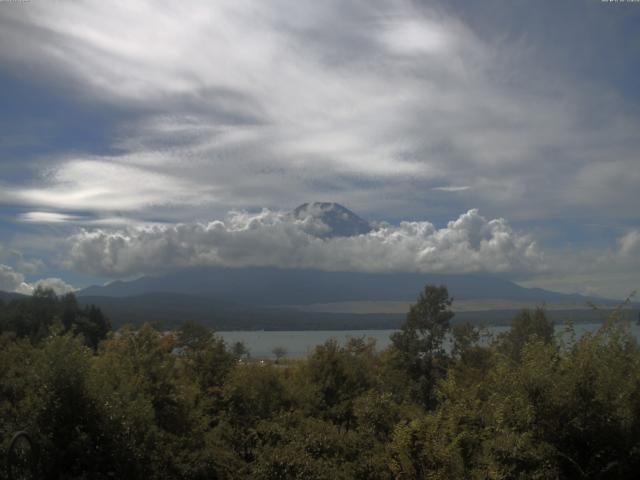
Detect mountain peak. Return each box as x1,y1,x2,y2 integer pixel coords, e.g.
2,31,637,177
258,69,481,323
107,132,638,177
292,202,372,238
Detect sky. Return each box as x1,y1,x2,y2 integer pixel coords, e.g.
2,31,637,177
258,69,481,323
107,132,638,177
0,0,639,299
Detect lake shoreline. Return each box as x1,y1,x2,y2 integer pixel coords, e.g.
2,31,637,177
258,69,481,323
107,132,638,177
218,322,640,359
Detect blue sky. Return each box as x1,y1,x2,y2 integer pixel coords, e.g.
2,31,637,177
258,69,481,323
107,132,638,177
0,0,638,298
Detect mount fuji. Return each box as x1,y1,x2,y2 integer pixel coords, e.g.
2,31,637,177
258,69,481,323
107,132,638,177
70,202,628,329
292,202,372,238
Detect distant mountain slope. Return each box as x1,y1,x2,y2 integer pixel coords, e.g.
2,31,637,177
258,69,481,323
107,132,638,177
0,291,27,302
77,266,598,306
78,202,603,307
73,201,621,329
292,202,372,237
2,286,629,331
76,292,634,331
76,293,404,330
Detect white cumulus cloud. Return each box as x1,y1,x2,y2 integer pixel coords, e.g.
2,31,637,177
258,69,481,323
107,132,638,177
0,264,32,295
65,209,543,277
0,264,76,296
30,277,77,296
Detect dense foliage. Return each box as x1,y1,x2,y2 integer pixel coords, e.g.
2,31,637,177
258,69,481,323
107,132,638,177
0,288,110,349
1,286,639,479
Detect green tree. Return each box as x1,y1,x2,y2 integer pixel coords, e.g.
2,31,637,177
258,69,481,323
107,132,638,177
35,332,105,479
176,321,236,393
389,284,454,407
219,363,289,464
304,338,376,428
272,346,287,363
497,307,554,361
0,289,110,348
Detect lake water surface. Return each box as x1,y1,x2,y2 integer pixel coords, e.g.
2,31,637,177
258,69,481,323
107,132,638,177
219,322,640,358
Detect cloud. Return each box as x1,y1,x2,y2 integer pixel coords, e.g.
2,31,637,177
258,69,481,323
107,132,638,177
0,264,31,294
18,259,46,275
0,0,637,224
10,157,216,212
0,264,75,296
618,229,640,259
30,277,77,296
433,185,471,192
18,210,163,227
518,229,640,299
0,248,44,274
380,17,455,56
0,1,637,299
64,208,543,277
19,211,82,223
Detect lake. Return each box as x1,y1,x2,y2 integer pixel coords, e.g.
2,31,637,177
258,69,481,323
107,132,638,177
219,322,640,358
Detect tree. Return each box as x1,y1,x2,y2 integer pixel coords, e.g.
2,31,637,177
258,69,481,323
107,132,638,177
0,289,110,348
176,321,236,392
75,304,111,350
232,341,250,359
398,284,454,354
390,284,454,407
35,332,104,478
272,346,287,363
305,338,376,428
497,307,554,361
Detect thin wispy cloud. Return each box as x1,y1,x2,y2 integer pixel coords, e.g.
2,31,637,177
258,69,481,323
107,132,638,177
433,186,471,193
19,212,82,224
1,0,636,221
0,1,638,298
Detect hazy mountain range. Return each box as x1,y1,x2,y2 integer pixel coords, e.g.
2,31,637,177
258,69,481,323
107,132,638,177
3,203,631,330
73,267,628,330
71,203,629,330
78,266,592,306
77,202,597,304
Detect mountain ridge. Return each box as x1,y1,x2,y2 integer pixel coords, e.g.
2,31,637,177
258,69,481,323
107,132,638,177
77,266,602,306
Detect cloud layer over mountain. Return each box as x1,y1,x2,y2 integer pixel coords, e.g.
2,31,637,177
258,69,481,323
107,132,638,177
65,209,542,277
0,1,638,298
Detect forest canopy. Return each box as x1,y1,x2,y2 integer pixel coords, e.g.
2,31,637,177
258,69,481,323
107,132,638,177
1,286,639,479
